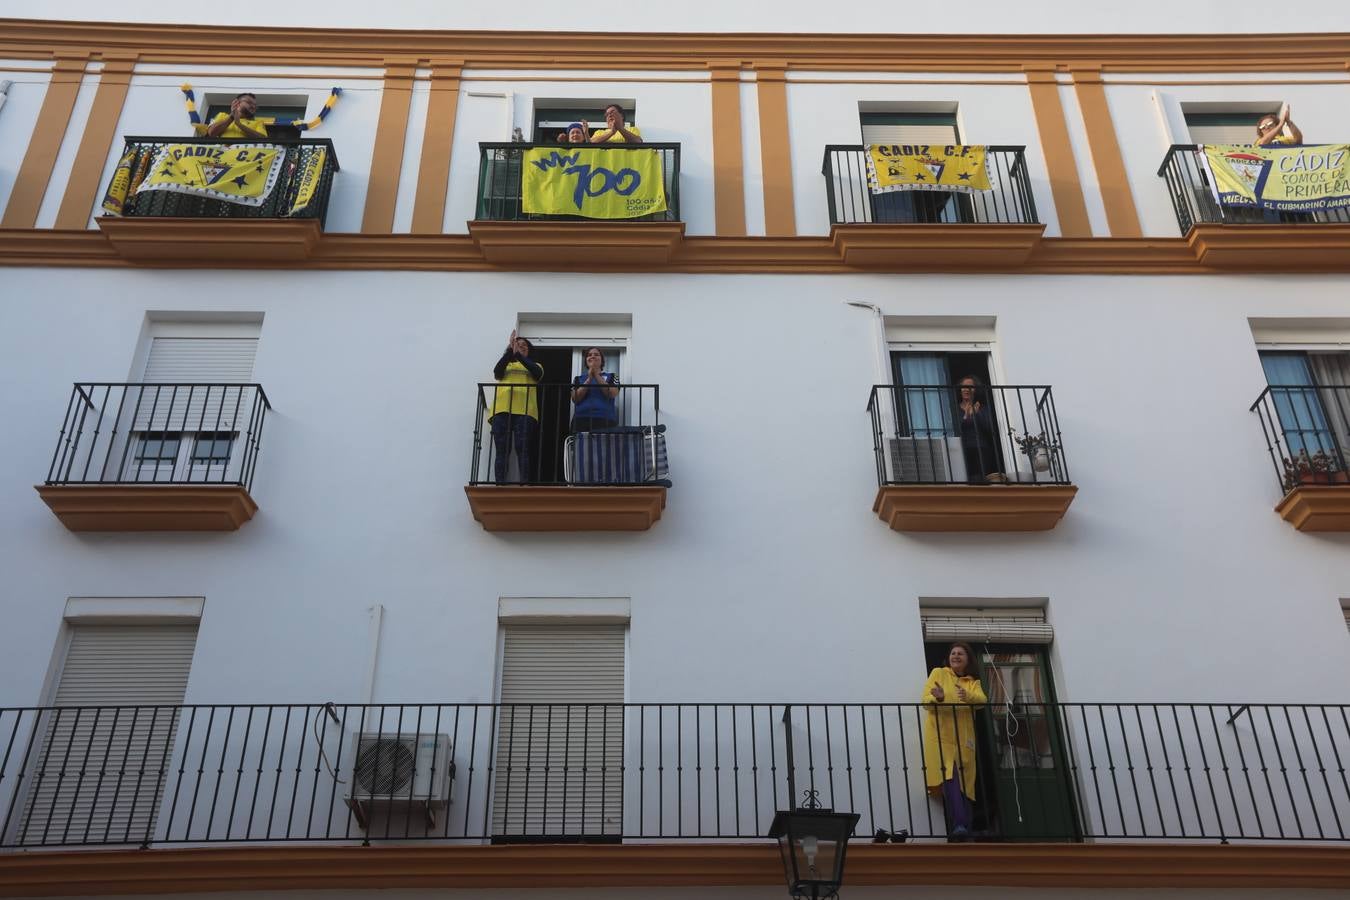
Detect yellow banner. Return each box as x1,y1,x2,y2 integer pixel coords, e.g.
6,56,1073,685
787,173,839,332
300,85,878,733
1203,144,1350,211
100,149,137,216
288,148,327,217
136,143,285,206
521,146,667,218
866,144,991,193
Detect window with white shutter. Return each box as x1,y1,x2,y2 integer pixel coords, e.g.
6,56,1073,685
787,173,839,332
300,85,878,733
921,606,1053,645
17,624,197,846
128,327,260,483
1184,111,1275,145
492,624,624,841
860,111,960,145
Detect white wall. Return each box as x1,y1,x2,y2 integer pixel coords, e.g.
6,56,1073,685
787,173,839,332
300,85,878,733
1,268,1348,713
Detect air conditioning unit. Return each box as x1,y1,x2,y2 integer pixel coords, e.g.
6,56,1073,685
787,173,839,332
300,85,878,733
889,436,967,484
344,732,453,829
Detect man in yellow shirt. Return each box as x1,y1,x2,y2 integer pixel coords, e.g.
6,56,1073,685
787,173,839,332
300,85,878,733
587,104,643,144
205,92,271,140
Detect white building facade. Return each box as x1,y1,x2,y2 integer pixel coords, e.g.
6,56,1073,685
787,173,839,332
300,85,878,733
0,3,1348,897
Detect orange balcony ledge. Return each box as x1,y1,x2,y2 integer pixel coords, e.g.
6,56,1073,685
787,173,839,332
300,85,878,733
1186,223,1350,269
831,223,1045,269
1275,485,1350,531
36,485,258,531
465,485,666,532
873,484,1077,532
97,218,322,264
468,221,684,268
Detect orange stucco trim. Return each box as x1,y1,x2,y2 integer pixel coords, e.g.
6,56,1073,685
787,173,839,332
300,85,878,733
0,52,89,228
361,57,418,234
2,21,1350,71
708,60,747,237
754,61,796,237
53,54,137,229
1,842,1347,896
1024,65,1092,238
0,229,1313,275
410,58,463,234
1071,65,1142,238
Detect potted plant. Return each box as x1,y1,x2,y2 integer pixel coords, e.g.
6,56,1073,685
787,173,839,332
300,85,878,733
1013,432,1056,474
1280,450,1350,492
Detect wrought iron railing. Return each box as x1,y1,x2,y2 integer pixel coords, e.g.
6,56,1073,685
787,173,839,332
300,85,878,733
474,142,681,222
867,385,1069,486
1157,144,1350,234
44,383,271,491
469,382,666,487
822,146,1037,225
103,137,339,225
1251,384,1350,494
0,701,1345,848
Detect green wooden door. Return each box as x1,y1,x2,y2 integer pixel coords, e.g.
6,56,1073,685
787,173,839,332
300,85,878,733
978,648,1080,841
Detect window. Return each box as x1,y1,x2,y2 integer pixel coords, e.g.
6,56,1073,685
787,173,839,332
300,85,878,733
190,432,237,466
919,603,1078,841
860,108,972,224
1183,107,1279,145
493,622,625,842
203,94,309,138
133,432,181,465
18,620,198,846
1258,349,1350,468
532,99,637,143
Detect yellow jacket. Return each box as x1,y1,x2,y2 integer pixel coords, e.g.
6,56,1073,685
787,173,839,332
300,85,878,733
491,359,541,420
921,667,987,800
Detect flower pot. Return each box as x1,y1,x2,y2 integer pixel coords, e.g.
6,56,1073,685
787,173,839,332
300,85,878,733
1029,446,1051,473
1299,470,1350,486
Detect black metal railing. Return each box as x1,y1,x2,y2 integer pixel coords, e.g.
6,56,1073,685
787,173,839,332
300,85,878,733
469,382,666,487
0,701,1346,848
1157,144,1350,234
44,383,271,491
822,146,1037,225
1251,385,1350,494
867,385,1069,486
104,136,339,225
475,142,681,222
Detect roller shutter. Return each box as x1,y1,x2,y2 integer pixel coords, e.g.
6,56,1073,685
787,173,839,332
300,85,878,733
921,607,1053,644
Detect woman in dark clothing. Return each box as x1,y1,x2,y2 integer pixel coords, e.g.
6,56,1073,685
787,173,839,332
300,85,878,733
489,330,544,484
956,376,1002,484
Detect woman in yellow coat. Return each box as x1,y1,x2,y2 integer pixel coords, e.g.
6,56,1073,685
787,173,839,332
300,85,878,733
921,642,987,840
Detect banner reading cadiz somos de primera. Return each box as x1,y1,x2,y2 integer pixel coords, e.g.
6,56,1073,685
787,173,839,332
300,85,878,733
1202,143,1350,211
136,143,286,207
865,144,991,194
521,147,667,218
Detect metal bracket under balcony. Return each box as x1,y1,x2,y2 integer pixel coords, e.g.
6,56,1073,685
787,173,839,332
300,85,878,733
37,383,270,532
94,136,338,264
868,384,1075,532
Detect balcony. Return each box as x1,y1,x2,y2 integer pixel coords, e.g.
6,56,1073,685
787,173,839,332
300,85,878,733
464,382,669,532
868,384,1076,532
35,383,270,531
0,699,1344,856
1158,144,1350,268
822,145,1044,269
467,142,684,267
1251,384,1350,531
95,137,339,264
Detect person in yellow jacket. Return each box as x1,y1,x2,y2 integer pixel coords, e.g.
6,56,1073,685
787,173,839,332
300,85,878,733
490,330,543,484
921,642,987,840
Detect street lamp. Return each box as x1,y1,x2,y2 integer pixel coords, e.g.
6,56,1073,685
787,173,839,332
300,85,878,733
768,791,861,900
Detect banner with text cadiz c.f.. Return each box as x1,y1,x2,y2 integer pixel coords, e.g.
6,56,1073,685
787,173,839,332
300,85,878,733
136,143,286,206
865,144,991,194
521,147,668,218
1202,144,1350,211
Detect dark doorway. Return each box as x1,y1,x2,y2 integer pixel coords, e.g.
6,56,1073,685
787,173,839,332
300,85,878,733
922,642,1080,841
528,346,573,483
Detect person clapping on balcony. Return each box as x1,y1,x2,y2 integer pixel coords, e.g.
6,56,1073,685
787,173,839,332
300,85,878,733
555,123,589,144
570,347,620,433
957,376,1003,484
205,92,270,140
588,104,643,144
1256,105,1303,146
490,331,544,484
922,642,988,842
